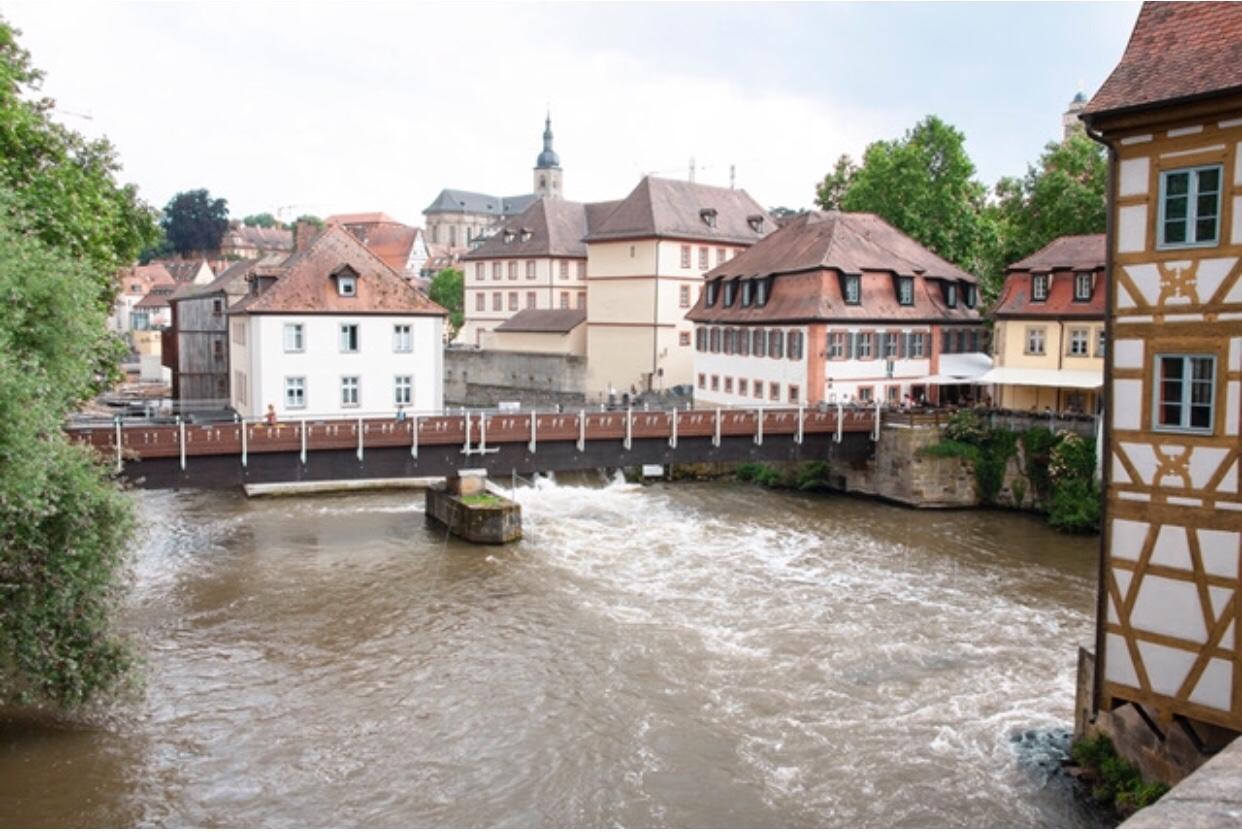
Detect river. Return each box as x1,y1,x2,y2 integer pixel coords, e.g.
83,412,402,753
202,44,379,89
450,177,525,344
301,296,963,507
0,477,1103,827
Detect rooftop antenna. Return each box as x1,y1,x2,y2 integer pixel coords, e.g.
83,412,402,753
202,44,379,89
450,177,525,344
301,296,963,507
729,164,736,190
689,157,696,183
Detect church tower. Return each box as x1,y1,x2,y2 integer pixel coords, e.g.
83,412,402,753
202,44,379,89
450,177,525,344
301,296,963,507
1062,91,1087,142
534,112,563,199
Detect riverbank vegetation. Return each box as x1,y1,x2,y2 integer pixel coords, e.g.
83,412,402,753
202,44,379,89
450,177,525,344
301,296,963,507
0,18,157,711
1070,735,1169,819
735,461,832,491
924,410,1100,533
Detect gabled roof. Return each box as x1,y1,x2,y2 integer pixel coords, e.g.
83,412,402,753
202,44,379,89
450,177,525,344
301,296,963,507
326,213,422,273
1083,2,1242,119
494,307,586,334
461,198,609,261
423,188,536,217
583,176,772,245
154,259,213,284
229,225,446,316
220,226,294,252
119,263,175,295
134,285,175,309
325,212,399,225
705,210,978,284
172,253,289,301
1007,234,1106,273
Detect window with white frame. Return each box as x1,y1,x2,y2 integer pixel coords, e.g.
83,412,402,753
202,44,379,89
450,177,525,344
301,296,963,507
898,277,913,306
699,247,709,270
337,275,356,296
844,274,861,305
394,375,412,406
1096,328,1106,358
492,262,502,280
476,293,485,311
559,261,569,280
1159,165,1222,249
1154,354,1215,432
526,260,536,279
1074,272,1093,301
393,324,413,352
1025,327,1045,355
882,332,898,359
341,375,360,408
475,263,484,281
944,282,958,307
508,261,517,280
857,332,874,359
339,323,359,352
284,376,306,409
680,245,691,268
1032,273,1048,301
1068,328,1089,357
828,331,845,359
284,323,304,352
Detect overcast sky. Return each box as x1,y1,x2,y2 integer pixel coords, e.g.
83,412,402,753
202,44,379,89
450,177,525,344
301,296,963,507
5,1,1140,226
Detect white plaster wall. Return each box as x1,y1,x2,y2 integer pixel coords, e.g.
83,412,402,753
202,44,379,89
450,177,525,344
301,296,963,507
1117,205,1148,253
693,327,809,405
1119,157,1149,197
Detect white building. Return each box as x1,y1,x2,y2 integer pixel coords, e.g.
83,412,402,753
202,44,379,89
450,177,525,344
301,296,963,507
228,224,446,419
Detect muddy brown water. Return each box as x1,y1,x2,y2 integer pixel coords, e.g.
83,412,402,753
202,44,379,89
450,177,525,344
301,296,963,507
0,477,1104,826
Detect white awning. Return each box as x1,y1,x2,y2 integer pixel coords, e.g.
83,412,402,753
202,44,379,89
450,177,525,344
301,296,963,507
913,352,993,385
975,367,1103,389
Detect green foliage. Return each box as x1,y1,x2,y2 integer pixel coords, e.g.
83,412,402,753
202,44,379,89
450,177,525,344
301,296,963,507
429,268,465,336
293,214,324,229
792,461,831,491
1071,735,1169,818
1049,431,1096,482
943,409,989,445
825,116,991,275
1048,478,1100,534
161,189,229,257
460,493,503,507
736,461,832,491
1010,478,1026,508
242,212,281,228
0,17,159,305
1021,427,1058,499
0,205,135,710
921,438,981,463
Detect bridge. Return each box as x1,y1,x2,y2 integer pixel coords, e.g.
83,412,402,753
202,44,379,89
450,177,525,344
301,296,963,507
65,405,881,490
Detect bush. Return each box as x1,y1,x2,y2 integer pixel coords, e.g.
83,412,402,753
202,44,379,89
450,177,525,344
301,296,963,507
1050,431,1096,483
1071,735,1168,818
943,409,989,445
1048,478,1100,533
1021,427,1058,499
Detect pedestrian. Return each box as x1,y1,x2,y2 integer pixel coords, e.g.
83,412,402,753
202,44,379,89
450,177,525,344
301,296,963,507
395,406,407,422
265,403,277,426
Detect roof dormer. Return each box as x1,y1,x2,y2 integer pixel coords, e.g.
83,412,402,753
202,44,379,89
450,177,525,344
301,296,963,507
331,264,359,297
700,208,718,228
747,214,766,233
502,228,516,244
519,227,533,243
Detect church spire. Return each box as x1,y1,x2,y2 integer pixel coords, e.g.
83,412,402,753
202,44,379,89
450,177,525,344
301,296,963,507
534,110,563,199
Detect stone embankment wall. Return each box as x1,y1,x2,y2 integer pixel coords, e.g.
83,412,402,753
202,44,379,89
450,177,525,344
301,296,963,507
1122,737,1242,827
844,424,975,508
444,348,586,408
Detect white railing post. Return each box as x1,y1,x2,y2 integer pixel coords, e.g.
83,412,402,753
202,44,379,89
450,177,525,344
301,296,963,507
178,416,186,471
357,416,364,461
835,403,844,443
301,418,308,465
713,408,721,448
625,407,632,451
669,407,678,449
577,409,586,452
480,412,488,451
796,404,804,445
755,407,764,446
462,410,471,454
529,410,537,454
241,419,248,468
411,416,419,459
114,417,123,473
872,400,881,441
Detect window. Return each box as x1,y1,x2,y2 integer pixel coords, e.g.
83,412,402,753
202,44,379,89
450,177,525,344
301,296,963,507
699,247,709,270
1025,327,1045,355
887,386,901,404
828,332,846,360
858,386,873,402
755,278,769,307
284,376,305,409
710,327,721,353
559,261,569,280
212,297,224,316
705,280,719,307
577,262,585,280
737,331,749,357
393,324,413,352
576,291,586,309
212,336,224,360
492,291,502,311
717,247,727,265
711,375,719,391
788,385,800,404
753,379,763,399
1075,272,1092,301
341,375,360,408
508,261,517,280
394,375,412,407
882,332,898,359
232,320,246,345
476,293,486,312
910,332,926,358
1096,328,1106,358
1032,274,1048,301
898,277,914,306
787,330,803,361
723,329,735,355
284,323,304,352
843,274,861,305
857,332,873,360
560,291,569,309
680,245,691,268
696,327,707,352
723,281,736,306
526,260,536,279
476,264,485,281
508,292,519,311
1154,355,1216,432
768,329,784,360
738,379,748,397
724,376,733,394
1068,328,1089,357
1159,165,1222,248
965,285,977,308
769,382,780,402
679,331,690,347
526,291,537,309
944,282,958,308
680,285,690,308
752,328,766,358
337,275,356,296
698,373,706,389
493,262,502,280
339,323,359,352
741,280,753,307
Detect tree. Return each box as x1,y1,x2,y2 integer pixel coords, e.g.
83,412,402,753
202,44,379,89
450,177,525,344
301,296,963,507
161,189,229,257
814,154,858,211
0,18,158,303
832,116,990,273
428,268,464,338
293,214,324,229
242,212,281,228
981,134,1107,290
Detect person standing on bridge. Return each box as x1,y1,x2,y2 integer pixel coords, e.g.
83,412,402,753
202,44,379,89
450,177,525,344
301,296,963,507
265,404,277,426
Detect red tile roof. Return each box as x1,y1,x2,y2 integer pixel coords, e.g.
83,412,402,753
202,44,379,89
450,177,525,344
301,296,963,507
1083,2,1242,119
1008,234,1106,272
327,215,421,274
134,286,175,309
583,176,772,245
230,225,445,316
119,263,175,295
994,236,1107,320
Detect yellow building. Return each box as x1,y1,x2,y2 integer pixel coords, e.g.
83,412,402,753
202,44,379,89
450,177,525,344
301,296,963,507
480,308,586,355
984,235,1106,412
1082,1,1242,760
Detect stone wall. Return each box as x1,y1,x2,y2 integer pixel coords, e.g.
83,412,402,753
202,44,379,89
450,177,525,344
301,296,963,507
444,347,586,408
1122,736,1242,827
846,424,977,508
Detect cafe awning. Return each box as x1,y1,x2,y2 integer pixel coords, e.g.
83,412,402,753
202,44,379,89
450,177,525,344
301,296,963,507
974,367,1104,389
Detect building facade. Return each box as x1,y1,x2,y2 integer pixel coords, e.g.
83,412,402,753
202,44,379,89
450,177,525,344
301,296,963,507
584,177,772,395
987,234,1106,412
228,225,446,419
326,212,429,279
219,225,294,260
687,211,986,407
1083,2,1242,739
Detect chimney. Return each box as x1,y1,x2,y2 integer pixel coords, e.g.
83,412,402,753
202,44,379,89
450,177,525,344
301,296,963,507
295,221,318,252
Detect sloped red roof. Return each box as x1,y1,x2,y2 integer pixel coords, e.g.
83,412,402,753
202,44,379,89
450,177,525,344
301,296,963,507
134,285,175,309
1008,234,1106,272
330,218,420,274
993,236,1107,320
325,212,399,225
119,263,175,295
584,176,772,244
1083,2,1242,118
230,225,445,316
461,198,602,261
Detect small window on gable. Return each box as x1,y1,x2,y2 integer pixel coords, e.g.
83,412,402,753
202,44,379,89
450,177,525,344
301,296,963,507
700,208,718,228
336,272,357,297
897,277,914,306
723,280,737,307
842,274,861,305
965,284,977,309
502,228,515,244
756,277,770,307
519,228,533,243
747,214,765,233
1031,273,1048,302
741,280,753,307
705,279,720,307
1074,272,1092,302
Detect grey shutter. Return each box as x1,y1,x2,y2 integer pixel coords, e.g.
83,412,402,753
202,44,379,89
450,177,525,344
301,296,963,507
902,332,911,359
847,331,857,360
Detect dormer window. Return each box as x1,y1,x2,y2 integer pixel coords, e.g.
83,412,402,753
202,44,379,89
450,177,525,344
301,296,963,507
842,273,861,305
741,280,754,307
965,285,977,308
1074,272,1092,301
723,279,737,307
1032,273,1048,301
747,214,765,233
756,277,770,307
705,279,720,307
944,281,957,308
502,228,515,244
898,276,914,306
331,266,358,297
519,228,533,243
700,208,718,228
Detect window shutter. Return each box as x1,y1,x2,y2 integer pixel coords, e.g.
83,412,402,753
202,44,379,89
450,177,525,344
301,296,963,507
847,331,856,360
901,332,911,359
